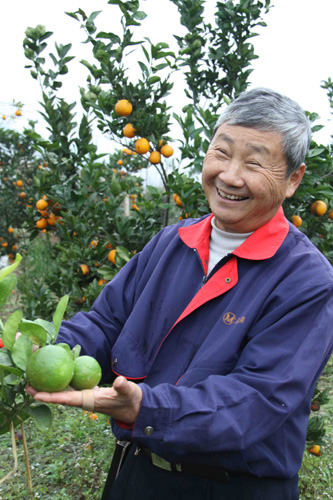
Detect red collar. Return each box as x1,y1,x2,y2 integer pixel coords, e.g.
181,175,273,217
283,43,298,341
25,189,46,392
178,207,289,267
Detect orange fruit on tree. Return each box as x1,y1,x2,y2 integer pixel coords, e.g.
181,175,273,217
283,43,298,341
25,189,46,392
310,200,327,216
149,151,161,164
160,144,174,157
1,242,8,247
328,209,333,220
135,138,150,154
123,123,136,138
115,99,133,116
7,227,14,234
16,179,23,187
108,249,117,265
90,240,98,248
117,159,123,166
12,244,17,251
98,278,107,286
173,193,183,207
47,213,57,226
15,109,22,117
132,204,140,211
26,345,74,392
291,215,302,228
70,356,102,390
36,199,48,211
18,192,26,198
80,264,90,275
123,148,132,155
36,218,48,230
2,115,6,120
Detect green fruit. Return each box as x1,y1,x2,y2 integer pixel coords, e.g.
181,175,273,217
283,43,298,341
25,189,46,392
26,345,74,392
70,356,102,390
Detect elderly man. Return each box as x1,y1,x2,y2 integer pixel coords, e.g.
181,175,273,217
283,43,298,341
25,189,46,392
27,88,333,500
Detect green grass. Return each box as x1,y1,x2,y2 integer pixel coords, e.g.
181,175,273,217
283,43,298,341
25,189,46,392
0,406,115,499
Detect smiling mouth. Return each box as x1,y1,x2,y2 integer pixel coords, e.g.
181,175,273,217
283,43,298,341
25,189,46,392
216,187,248,201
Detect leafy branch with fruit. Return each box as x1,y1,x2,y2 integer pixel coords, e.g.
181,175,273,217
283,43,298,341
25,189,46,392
0,255,101,495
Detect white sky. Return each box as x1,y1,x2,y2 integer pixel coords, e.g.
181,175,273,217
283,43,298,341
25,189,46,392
1,0,333,167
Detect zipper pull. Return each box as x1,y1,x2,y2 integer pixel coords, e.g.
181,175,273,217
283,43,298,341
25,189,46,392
134,447,141,456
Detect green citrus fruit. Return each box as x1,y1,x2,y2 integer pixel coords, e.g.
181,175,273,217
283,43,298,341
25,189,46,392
26,345,74,392
70,356,102,390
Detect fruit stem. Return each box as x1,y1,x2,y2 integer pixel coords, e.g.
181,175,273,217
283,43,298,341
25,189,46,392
0,421,18,484
21,421,34,499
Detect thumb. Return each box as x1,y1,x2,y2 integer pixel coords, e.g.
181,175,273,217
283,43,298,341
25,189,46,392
113,376,130,395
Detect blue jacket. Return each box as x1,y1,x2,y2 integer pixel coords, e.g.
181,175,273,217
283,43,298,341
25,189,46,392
58,208,333,479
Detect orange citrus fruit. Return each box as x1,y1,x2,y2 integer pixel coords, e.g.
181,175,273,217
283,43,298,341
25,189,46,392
16,180,23,187
47,213,57,226
115,99,133,116
80,264,90,275
328,209,333,220
1,242,8,247
18,192,26,198
108,249,117,265
307,445,321,456
117,160,123,166
36,218,48,229
135,138,150,154
310,200,327,216
149,151,161,164
70,356,102,390
7,227,14,234
26,345,74,392
15,109,22,117
291,215,302,228
173,193,183,207
160,144,174,157
123,123,136,138
36,199,48,211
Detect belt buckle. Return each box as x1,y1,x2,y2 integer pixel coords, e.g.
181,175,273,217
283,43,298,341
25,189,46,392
151,452,181,472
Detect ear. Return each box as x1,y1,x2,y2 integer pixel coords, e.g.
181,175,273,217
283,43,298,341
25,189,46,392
285,164,305,198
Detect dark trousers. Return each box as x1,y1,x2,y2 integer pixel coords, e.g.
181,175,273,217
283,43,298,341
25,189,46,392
107,446,299,500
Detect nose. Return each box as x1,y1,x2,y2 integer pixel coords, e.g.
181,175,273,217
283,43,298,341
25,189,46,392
218,159,245,188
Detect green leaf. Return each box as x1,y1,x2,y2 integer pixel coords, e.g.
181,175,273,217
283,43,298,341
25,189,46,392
34,319,55,340
18,320,48,347
149,76,161,85
52,295,69,340
116,246,131,263
71,344,81,360
0,350,14,367
2,310,23,351
0,253,22,282
58,343,71,352
12,335,33,371
0,274,17,311
26,404,53,432
4,371,23,385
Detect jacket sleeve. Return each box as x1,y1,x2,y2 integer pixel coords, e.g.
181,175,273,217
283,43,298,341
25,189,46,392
57,238,156,384
115,279,333,460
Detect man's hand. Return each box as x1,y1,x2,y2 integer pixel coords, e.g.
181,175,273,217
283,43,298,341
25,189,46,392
25,376,142,425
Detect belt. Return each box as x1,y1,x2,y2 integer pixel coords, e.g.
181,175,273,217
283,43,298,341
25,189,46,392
141,448,230,482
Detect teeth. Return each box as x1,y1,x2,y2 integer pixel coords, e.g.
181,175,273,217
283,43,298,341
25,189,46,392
217,188,247,201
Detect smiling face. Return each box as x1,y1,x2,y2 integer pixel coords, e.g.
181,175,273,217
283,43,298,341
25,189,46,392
202,123,305,233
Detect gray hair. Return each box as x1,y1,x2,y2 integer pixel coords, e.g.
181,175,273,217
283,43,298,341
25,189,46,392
213,88,311,176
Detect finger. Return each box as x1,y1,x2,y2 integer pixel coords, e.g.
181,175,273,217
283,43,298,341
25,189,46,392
32,390,84,408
